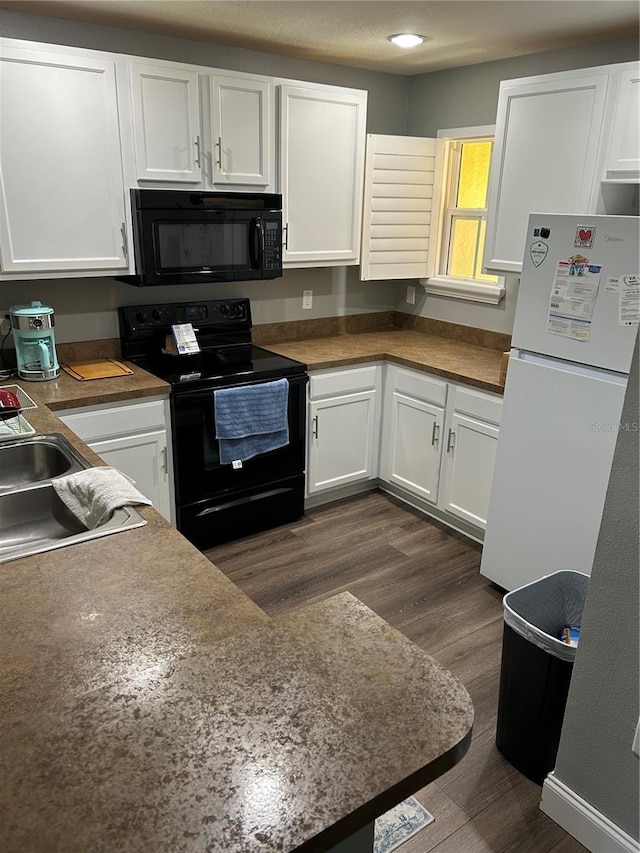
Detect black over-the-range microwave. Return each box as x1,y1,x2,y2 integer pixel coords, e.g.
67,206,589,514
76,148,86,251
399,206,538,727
117,189,283,286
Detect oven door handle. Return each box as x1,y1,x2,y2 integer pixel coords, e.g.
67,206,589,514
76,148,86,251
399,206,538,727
249,217,263,270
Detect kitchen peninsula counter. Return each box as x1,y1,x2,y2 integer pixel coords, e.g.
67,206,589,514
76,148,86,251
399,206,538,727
262,329,506,393
1,384,474,852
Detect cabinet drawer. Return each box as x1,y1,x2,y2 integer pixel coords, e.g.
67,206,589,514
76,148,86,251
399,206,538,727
60,398,167,442
388,365,447,407
310,366,378,399
450,384,502,425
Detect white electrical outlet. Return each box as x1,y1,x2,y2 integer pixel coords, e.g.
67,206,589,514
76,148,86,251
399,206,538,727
406,284,416,305
302,290,313,310
633,718,640,758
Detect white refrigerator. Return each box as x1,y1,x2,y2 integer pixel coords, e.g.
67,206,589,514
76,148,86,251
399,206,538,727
480,213,639,590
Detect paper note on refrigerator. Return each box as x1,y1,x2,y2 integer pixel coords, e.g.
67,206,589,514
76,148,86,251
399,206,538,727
546,258,602,342
618,275,640,327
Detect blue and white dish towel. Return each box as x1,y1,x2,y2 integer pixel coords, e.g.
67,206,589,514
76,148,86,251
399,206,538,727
214,378,289,464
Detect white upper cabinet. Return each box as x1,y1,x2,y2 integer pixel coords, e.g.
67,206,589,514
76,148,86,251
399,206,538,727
126,61,273,190
605,62,640,177
130,61,203,184
210,74,272,186
0,43,128,276
279,83,367,266
483,68,610,275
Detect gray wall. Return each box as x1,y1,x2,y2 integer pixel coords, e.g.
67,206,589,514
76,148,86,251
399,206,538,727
0,268,395,344
406,37,639,137
553,337,640,840
399,36,639,334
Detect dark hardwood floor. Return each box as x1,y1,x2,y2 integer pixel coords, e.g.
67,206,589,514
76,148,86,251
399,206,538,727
205,490,587,853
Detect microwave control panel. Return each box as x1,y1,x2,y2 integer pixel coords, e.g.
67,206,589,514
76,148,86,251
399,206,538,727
263,220,281,271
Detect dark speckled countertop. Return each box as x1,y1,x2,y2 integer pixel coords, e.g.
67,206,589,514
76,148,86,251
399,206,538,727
264,330,505,394
0,348,474,852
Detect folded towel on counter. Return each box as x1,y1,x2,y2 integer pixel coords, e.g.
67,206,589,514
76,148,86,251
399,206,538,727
52,467,152,529
214,378,289,464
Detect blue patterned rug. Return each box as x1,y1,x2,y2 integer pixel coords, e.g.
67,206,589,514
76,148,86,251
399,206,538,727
374,796,434,853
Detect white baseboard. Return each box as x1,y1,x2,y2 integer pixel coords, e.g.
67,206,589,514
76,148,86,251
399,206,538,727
541,773,640,853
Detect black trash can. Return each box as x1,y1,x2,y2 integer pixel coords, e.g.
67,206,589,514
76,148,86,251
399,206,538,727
496,570,588,785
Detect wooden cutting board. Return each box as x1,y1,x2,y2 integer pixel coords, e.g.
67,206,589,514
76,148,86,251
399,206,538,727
61,359,134,381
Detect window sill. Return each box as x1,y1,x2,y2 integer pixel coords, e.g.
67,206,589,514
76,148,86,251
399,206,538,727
419,275,505,305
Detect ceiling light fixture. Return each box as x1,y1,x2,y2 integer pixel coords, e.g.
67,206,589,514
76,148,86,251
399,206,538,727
387,33,426,49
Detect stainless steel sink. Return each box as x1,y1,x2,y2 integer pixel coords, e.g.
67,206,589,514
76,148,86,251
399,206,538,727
0,433,89,492
0,483,146,564
0,433,147,563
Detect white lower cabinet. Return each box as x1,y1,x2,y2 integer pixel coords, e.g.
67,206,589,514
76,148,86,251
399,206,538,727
59,397,174,523
438,386,501,530
381,368,447,504
381,365,502,536
307,365,380,496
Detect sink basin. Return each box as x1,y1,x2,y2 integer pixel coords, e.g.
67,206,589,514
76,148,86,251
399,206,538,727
0,483,146,564
0,433,146,563
0,434,89,492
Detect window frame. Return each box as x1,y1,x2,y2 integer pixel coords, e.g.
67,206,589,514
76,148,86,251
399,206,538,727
421,125,505,304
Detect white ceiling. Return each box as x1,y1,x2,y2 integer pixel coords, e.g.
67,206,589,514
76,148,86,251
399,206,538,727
1,0,638,74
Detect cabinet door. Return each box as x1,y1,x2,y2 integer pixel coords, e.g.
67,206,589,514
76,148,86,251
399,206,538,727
89,429,172,522
130,61,202,183
210,75,271,187
0,45,127,274
439,412,499,530
484,70,609,275
279,84,367,266
307,391,377,494
383,391,444,504
606,63,640,176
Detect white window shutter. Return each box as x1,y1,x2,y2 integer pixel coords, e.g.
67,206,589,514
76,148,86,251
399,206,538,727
360,134,437,281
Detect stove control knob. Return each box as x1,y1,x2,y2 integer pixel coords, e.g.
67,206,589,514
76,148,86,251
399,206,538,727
135,311,148,325
232,303,244,318
151,309,162,321
219,304,231,317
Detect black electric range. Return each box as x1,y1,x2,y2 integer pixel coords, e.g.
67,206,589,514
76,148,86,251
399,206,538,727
119,299,308,548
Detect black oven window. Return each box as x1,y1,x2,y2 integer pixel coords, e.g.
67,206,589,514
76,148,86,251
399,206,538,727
156,222,249,271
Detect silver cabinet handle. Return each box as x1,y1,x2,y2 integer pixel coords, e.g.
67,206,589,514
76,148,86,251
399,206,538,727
160,446,168,475
431,422,440,447
312,415,318,438
194,135,201,167
447,429,456,454
283,222,289,251
120,222,128,259
215,136,222,168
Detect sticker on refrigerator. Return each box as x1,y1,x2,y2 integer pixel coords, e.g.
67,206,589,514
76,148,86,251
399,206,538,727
546,257,602,341
574,226,596,249
529,241,548,267
617,275,640,327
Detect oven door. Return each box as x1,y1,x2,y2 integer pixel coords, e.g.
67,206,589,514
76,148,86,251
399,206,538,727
171,374,307,509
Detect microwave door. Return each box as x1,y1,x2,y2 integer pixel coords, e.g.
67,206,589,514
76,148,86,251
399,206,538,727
153,215,253,281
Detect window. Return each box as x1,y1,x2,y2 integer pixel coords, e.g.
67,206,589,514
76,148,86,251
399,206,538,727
423,126,505,304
